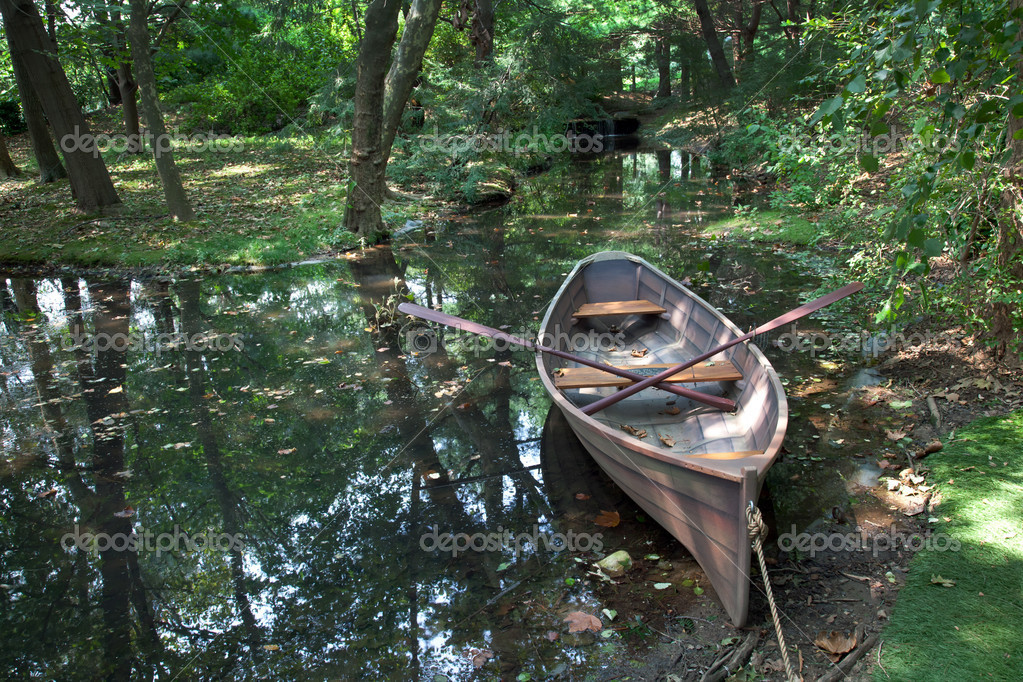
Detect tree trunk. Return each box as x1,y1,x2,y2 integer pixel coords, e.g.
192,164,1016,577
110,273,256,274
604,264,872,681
0,0,122,213
610,36,624,93
0,132,20,178
691,0,735,90
992,0,1023,357
45,0,57,46
786,0,802,41
381,0,443,163
471,0,494,63
343,0,402,237
127,0,194,220
116,62,141,153
6,35,67,182
743,1,764,61
655,37,671,98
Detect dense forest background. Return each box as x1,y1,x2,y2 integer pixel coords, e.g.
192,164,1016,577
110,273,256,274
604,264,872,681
1,0,1021,353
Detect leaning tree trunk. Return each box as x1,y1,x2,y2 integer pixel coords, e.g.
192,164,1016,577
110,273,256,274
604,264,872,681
992,0,1023,358
691,0,735,90
381,0,443,164
127,0,194,220
0,0,121,213
6,36,67,182
342,0,402,237
0,132,20,178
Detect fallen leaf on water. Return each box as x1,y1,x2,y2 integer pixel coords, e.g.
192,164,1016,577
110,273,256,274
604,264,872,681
885,429,908,441
107,386,123,394
659,434,676,447
653,582,672,590
277,448,297,455
814,630,857,662
263,644,280,652
36,488,58,499
498,361,512,367
931,574,956,587
564,611,603,633
593,510,621,527
546,630,559,642
574,492,591,500
467,649,493,668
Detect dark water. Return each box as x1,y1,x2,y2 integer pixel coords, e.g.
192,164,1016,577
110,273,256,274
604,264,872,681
0,151,891,679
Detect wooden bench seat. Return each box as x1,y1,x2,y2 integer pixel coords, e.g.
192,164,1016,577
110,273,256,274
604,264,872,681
573,299,666,318
553,360,743,389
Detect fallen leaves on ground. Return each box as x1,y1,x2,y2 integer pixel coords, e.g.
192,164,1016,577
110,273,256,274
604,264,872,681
563,611,603,633
814,630,857,662
931,574,956,587
593,510,621,527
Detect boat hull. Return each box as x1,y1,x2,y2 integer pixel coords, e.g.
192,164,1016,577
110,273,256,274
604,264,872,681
536,252,788,627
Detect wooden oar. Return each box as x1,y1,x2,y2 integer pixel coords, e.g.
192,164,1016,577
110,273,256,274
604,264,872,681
580,282,865,416
397,302,736,411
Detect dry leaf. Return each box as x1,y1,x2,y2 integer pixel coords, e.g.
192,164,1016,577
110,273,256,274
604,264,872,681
36,488,58,499
814,630,857,662
621,425,648,438
467,648,493,668
593,510,621,527
886,429,908,441
663,406,681,415
546,630,559,642
564,611,603,633
659,434,676,447
277,448,297,455
631,348,648,357
931,574,956,587
574,492,591,500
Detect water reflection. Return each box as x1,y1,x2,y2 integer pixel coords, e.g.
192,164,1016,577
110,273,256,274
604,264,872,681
2,151,889,679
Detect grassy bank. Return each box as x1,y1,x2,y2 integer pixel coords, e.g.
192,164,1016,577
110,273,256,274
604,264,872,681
702,208,819,245
0,119,440,271
878,410,1023,680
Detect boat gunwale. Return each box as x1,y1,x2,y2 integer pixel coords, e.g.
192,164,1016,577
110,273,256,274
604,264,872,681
536,251,788,480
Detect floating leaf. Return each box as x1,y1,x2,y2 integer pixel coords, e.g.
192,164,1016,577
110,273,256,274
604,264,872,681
653,582,672,590
692,586,704,595
593,510,621,528
469,649,493,668
277,448,297,455
564,611,603,633
574,492,591,500
602,608,618,621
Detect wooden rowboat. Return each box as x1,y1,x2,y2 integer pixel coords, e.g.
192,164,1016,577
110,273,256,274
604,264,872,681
536,251,788,627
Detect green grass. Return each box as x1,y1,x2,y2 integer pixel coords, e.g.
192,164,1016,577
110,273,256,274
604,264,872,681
0,129,418,271
878,410,1023,681
703,209,818,245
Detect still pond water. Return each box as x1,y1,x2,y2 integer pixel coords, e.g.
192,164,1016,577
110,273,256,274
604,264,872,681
1,151,892,679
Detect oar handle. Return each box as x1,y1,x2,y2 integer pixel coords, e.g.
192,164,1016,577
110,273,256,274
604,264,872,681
397,302,736,411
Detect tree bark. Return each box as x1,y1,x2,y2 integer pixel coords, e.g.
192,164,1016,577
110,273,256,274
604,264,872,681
343,0,403,237
127,0,194,220
610,36,624,93
0,132,20,178
6,34,67,182
691,0,735,90
381,0,443,163
0,0,121,213
116,61,141,153
471,0,494,63
656,36,671,97
992,0,1023,357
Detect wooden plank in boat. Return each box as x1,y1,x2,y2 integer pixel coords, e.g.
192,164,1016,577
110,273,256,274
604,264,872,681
684,450,764,460
553,361,742,389
573,299,666,318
